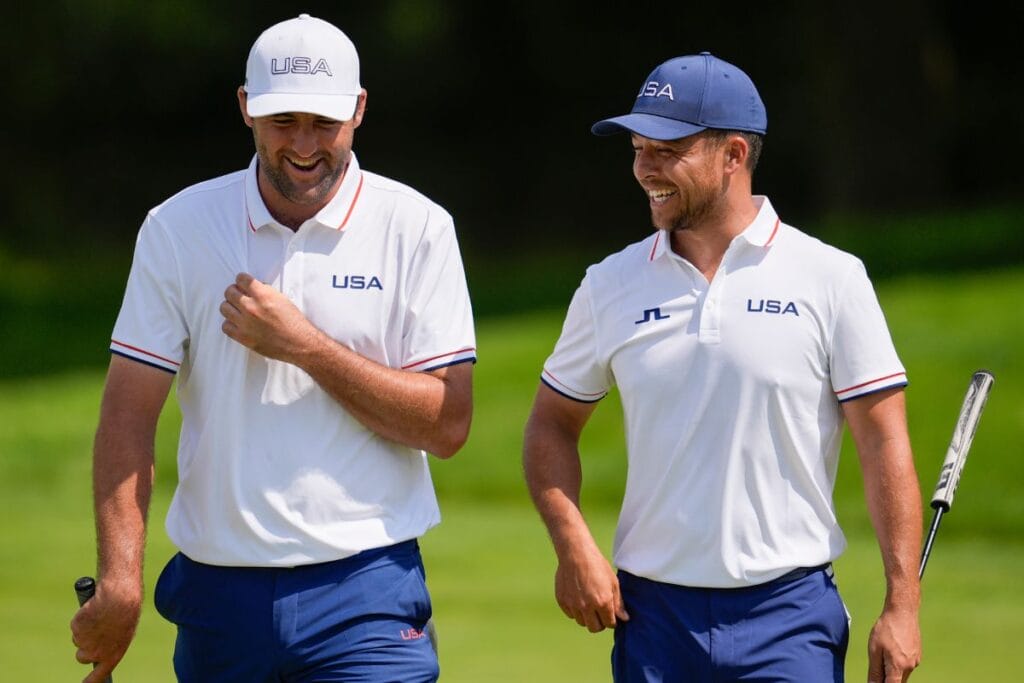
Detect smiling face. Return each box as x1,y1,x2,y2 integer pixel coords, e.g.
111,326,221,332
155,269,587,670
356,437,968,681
631,131,729,233
238,88,366,229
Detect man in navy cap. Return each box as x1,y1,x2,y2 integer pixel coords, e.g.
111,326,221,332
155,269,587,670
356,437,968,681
523,53,922,682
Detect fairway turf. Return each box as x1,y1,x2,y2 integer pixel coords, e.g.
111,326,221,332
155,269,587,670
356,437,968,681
1,267,1021,682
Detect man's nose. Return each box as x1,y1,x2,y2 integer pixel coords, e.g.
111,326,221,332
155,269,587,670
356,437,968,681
633,148,657,179
291,126,318,157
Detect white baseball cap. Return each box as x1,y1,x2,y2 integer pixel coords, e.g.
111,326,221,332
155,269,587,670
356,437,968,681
243,14,361,121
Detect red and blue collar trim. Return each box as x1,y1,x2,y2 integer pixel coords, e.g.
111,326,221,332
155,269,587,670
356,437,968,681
244,153,364,233
647,195,781,262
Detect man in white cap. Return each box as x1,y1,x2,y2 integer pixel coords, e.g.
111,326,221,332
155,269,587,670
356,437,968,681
71,14,475,682
523,53,922,682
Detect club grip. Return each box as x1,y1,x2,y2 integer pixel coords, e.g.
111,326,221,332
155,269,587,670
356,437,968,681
75,576,97,607
930,370,994,510
75,576,114,683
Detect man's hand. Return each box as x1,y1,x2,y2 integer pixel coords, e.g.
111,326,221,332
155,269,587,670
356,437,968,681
70,578,142,682
867,606,921,682
554,540,630,633
220,272,320,361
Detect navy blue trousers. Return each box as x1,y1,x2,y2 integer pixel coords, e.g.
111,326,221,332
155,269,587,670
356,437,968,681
154,540,438,682
612,567,849,682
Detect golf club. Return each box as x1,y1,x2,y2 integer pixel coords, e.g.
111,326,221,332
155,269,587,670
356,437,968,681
918,370,994,579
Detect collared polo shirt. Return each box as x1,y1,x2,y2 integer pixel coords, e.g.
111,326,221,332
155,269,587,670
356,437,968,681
111,153,476,566
542,196,906,588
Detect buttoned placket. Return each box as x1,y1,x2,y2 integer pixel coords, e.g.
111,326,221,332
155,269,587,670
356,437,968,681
280,226,309,308
256,222,319,405
699,258,727,345
667,249,728,346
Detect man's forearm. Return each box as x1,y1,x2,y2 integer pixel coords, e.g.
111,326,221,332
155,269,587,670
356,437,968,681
292,331,472,457
523,392,594,556
845,389,923,607
219,275,473,457
866,447,922,610
90,356,170,595
93,423,153,597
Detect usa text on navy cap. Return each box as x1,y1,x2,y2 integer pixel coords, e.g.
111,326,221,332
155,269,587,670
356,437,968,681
592,52,767,140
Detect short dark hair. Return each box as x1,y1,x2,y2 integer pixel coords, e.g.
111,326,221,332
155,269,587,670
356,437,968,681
701,129,764,172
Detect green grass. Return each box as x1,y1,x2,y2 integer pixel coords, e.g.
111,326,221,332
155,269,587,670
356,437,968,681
0,267,1021,681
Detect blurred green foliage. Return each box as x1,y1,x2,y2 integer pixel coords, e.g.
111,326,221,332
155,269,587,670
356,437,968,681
4,2,1023,264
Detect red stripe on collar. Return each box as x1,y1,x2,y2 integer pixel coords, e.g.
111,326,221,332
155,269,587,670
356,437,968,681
648,231,661,261
764,218,780,247
337,173,364,231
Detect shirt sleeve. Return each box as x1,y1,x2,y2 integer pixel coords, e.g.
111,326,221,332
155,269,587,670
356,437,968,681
541,275,611,403
830,260,907,402
400,214,477,372
109,214,188,374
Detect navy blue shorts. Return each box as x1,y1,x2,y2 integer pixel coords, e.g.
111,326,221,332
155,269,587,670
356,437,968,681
154,540,438,682
612,566,849,682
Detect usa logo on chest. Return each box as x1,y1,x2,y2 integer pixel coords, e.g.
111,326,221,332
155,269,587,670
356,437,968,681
746,299,799,316
332,275,383,290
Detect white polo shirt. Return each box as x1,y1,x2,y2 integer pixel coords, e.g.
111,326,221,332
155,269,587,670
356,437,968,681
542,196,906,588
111,153,476,567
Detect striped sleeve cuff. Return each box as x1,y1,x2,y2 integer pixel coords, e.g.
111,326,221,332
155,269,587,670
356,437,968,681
541,369,607,403
110,339,181,374
835,372,908,402
403,347,477,372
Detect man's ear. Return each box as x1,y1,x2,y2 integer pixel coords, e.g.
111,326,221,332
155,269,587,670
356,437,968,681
350,89,368,129
723,134,748,174
237,87,254,128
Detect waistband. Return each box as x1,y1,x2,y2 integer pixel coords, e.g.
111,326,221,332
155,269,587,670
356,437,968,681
745,563,832,589
182,538,420,573
620,563,834,592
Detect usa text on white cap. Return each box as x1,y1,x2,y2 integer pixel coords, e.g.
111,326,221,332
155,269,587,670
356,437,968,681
244,13,361,121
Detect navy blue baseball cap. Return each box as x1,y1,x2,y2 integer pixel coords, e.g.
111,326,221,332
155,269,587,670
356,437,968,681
592,52,767,140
